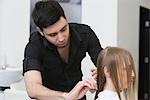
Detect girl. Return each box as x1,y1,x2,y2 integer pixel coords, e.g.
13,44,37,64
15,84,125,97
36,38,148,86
96,47,136,100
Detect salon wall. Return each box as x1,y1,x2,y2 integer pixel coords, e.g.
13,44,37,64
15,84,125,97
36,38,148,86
0,1,3,52
0,0,30,67
117,0,139,79
82,0,118,47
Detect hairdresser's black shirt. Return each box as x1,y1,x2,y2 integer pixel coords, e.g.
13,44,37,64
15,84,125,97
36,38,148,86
23,23,102,92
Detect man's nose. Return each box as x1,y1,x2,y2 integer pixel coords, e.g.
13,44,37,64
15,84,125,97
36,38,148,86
57,32,64,42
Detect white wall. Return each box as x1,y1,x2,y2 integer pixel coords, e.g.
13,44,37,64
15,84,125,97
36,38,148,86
0,0,30,67
0,1,4,52
82,0,118,47
118,0,139,79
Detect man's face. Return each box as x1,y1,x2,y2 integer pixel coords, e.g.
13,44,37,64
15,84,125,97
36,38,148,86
42,17,70,48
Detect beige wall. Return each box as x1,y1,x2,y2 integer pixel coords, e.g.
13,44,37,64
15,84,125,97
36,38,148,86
140,0,150,9
117,0,139,79
82,0,118,47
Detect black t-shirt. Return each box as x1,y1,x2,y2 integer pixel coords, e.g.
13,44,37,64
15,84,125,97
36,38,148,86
23,23,103,92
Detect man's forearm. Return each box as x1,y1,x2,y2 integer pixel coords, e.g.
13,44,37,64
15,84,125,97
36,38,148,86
24,71,68,100
27,83,66,100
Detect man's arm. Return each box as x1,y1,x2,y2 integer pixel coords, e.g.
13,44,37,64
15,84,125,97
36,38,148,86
87,26,103,66
24,70,66,100
24,70,97,100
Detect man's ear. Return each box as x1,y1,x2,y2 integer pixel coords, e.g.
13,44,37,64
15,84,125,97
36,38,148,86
104,66,110,77
36,27,44,36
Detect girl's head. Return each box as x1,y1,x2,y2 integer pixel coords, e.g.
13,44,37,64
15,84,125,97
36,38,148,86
97,47,136,100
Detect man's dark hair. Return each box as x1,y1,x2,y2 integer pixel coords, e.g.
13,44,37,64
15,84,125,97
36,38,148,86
32,0,66,31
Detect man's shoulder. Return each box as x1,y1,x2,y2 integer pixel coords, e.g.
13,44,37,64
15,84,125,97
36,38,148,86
29,31,42,42
69,23,93,35
69,23,91,30
25,32,44,52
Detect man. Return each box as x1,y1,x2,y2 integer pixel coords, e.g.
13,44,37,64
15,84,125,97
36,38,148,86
23,0,102,100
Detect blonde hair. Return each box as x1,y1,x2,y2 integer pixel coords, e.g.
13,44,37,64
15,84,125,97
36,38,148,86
96,47,136,100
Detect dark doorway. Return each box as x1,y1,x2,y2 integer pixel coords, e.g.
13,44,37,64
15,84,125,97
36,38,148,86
138,6,150,100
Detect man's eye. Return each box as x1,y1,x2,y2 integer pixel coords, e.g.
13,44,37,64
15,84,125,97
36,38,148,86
48,33,57,37
60,27,66,32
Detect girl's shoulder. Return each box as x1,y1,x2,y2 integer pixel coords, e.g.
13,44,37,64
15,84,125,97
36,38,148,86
96,90,120,100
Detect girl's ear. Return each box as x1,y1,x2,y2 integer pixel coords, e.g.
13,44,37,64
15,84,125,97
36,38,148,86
36,27,44,36
104,66,110,77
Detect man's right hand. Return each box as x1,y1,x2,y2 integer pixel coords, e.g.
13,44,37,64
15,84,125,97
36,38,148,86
64,78,97,100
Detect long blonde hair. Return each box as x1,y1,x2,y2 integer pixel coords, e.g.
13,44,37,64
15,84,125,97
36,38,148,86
96,47,136,100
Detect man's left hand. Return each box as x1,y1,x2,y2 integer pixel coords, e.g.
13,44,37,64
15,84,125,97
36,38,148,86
91,67,97,80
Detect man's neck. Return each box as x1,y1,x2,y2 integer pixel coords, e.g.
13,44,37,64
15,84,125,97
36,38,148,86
57,42,70,63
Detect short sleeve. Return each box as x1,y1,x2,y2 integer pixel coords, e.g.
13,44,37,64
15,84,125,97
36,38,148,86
23,41,42,75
